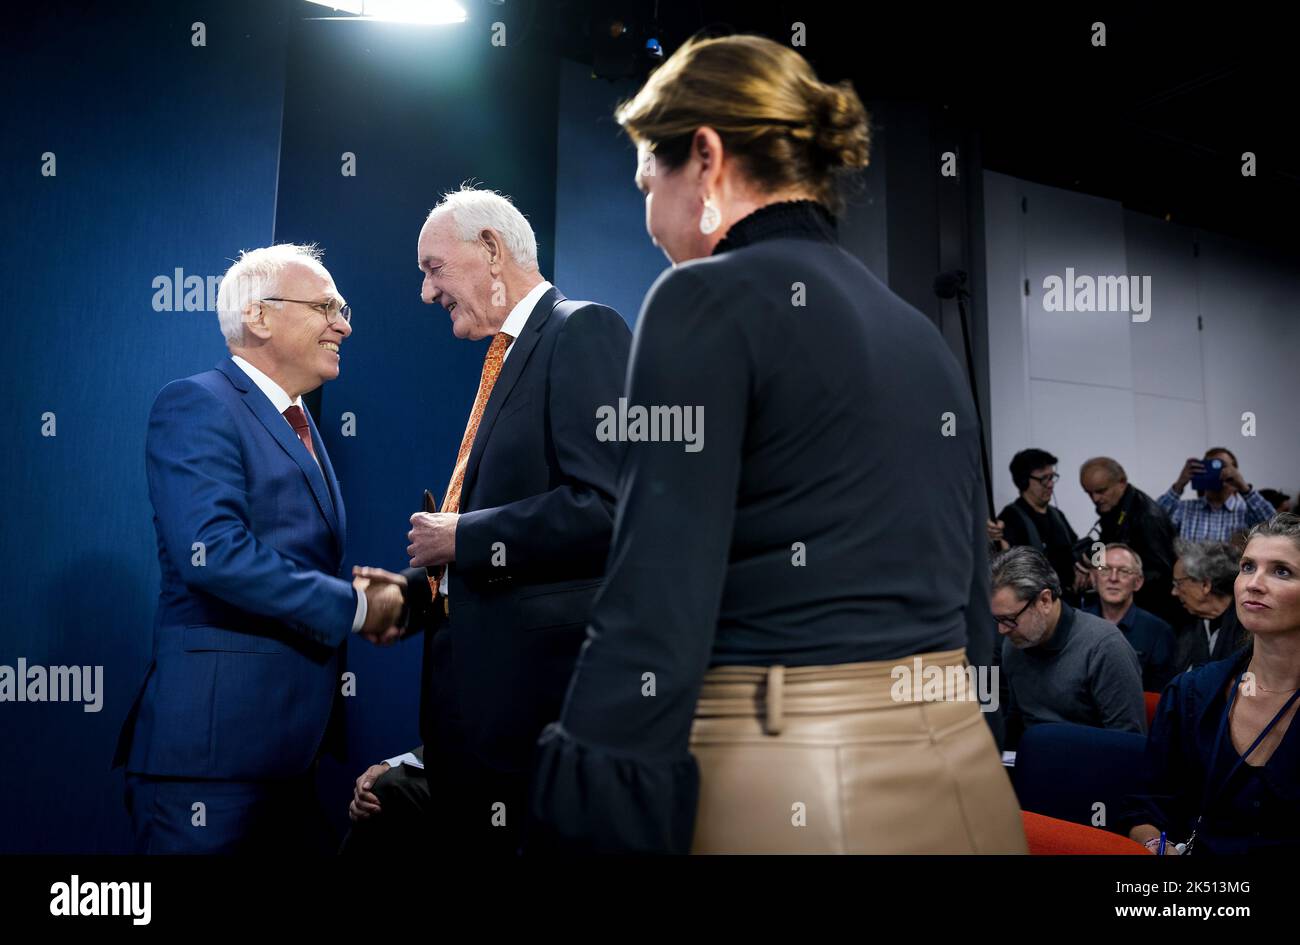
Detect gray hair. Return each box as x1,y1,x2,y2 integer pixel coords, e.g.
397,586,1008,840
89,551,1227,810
216,243,325,346
991,546,1062,602
426,185,539,271
1104,541,1144,573
1175,538,1238,597
1080,456,1127,482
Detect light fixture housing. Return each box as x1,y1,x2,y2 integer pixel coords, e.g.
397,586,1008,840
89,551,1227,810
301,1,469,25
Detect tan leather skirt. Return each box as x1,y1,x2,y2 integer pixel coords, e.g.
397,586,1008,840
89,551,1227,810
688,648,1027,854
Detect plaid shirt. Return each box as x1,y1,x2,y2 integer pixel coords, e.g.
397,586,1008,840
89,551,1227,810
1156,487,1276,542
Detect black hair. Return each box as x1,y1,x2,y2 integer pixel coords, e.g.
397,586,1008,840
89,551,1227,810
1010,448,1059,493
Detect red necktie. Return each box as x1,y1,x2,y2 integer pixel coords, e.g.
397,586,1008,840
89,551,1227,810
283,405,317,461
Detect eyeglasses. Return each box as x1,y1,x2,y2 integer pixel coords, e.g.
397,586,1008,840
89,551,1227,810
1029,472,1061,485
1094,565,1139,578
993,596,1037,629
261,297,351,326
1171,576,1197,588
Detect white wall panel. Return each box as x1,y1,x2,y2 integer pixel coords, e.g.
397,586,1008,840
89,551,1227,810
1021,180,1132,390
1125,211,1204,402
1199,233,1300,498
1028,379,1137,534
1133,393,1209,504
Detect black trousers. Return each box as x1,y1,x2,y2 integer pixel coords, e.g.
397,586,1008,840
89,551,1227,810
419,627,530,855
338,755,433,856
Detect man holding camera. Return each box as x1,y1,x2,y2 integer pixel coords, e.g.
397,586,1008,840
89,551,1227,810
1157,447,1276,543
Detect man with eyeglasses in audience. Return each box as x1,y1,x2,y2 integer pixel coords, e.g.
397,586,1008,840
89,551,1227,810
1082,543,1177,692
991,547,1146,749
1079,456,1182,627
988,448,1085,602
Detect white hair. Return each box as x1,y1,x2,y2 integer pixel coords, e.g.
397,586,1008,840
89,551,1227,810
425,186,538,271
216,243,325,346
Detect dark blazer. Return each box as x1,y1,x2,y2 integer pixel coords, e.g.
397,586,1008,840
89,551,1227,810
1173,603,1247,675
404,287,631,775
1120,648,1300,854
1099,485,1181,626
114,358,354,779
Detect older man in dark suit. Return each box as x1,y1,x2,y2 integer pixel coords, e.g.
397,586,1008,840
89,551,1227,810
358,187,630,855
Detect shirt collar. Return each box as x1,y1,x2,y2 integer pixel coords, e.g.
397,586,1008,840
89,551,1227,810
230,355,304,415
499,280,552,340
1194,492,1246,512
1086,599,1138,631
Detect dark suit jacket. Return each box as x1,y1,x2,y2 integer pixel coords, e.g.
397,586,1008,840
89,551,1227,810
404,287,631,775
1099,485,1181,626
1173,603,1246,674
115,358,353,779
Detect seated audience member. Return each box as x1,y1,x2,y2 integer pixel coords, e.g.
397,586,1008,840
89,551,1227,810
988,448,1085,601
1079,456,1182,627
1158,448,1276,543
1084,543,1177,692
1122,513,1300,855
1171,539,1249,673
338,746,431,856
1259,489,1290,515
991,547,1146,749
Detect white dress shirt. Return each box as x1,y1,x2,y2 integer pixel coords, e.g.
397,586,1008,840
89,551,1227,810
230,355,366,633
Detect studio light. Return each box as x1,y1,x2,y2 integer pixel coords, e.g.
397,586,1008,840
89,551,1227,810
302,1,469,25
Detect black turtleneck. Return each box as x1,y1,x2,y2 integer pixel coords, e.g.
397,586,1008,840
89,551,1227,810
533,193,997,850
712,200,837,254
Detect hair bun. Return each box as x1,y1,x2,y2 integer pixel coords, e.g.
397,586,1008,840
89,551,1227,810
811,82,871,171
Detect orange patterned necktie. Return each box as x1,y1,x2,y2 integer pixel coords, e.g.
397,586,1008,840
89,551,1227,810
428,330,514,595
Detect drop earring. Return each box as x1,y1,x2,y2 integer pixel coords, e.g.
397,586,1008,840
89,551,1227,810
699,198,721,235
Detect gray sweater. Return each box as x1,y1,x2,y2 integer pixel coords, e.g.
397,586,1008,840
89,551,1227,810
1001,602,1146,745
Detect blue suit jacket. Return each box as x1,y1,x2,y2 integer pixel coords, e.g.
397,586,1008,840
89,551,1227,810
115,358,355,779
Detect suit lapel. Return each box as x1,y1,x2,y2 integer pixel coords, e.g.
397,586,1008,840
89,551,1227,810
460,288,563,504
307,406,346,552
217,359,342,542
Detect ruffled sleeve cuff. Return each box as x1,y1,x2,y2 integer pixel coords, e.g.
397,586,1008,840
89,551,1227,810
526,723,700,854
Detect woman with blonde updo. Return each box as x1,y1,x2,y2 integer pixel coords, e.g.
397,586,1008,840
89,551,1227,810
529,34,1026,854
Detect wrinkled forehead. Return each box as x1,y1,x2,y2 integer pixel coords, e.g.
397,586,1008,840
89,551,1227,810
1105,547,1138,569
277,259,335,297
1083,471,1116,490
990,586,1023,612
418,214,459,260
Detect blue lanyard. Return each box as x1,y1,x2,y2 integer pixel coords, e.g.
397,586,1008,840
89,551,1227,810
1187,670,1300,853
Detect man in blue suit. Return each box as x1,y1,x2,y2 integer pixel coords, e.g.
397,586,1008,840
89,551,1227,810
114,244,405,853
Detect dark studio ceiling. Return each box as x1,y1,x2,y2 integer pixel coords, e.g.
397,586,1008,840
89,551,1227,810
514,0,1300,254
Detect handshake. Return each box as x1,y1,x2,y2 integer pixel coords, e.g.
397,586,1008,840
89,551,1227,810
351,565,411,646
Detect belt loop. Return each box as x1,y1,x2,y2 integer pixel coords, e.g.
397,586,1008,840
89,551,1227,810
764,665,785,736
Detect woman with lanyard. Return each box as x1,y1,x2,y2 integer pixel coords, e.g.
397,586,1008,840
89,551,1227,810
1123,513,1300,854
